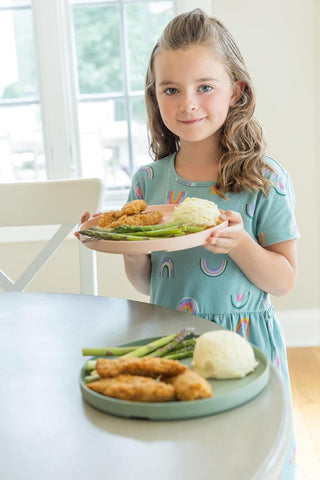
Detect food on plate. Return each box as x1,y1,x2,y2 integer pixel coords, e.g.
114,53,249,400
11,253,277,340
79,200,224,246
98,199,163,228
120,199,147,215
164,369,212,401
106,211,164,228
87,374,175,402
96,356,188,378
172,197,220,227
86,358,212,402
83,328,195,360
192,330,259,379
97,209,123,228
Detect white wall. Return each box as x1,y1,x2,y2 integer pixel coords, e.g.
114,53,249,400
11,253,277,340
1,0,319,343
206,0,320,312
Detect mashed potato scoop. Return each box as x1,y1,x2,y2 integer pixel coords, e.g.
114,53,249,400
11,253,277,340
192,330,259,379
172,197,220,227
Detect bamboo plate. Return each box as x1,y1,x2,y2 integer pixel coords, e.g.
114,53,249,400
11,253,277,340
78,204,227,255
79,337,270,421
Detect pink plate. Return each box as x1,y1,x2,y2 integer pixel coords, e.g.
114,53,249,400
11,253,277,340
78,204,227,255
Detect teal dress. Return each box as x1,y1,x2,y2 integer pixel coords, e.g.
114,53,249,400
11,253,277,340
128,153,299,478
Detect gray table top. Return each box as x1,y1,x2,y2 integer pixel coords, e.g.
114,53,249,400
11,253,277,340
0,292,291,480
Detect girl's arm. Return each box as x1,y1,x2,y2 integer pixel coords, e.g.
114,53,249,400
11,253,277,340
123,254,151,295
204,210,297,296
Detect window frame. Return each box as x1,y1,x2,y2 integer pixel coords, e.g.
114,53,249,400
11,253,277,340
1,0,212,209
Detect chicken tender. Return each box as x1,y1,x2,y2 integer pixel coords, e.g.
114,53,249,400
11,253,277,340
107,211,164,228
98,209,122,228
87,374,175,402
120,199,147,216
165,369,212,401
96,356,188,379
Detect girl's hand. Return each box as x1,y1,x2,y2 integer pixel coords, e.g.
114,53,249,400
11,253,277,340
203,210,244,254
74,211,101,238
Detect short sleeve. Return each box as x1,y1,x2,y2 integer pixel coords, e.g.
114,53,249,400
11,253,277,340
254,166,300,247
127,169,146,202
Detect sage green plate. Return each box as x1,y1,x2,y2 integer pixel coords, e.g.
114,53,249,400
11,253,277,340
79,337,270,420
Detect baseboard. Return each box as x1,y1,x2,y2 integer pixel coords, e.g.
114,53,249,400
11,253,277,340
277,309,320,347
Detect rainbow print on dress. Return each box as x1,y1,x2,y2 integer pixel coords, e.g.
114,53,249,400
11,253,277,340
230,292,250,309
166,191,187,204
289,446,297,465
263,167,287,196
273,348,281,369
139,166,154,179
245,202,256,219
200,258,227,277
159,257,174,278
176,177,197,186
134,181,144,199
235,317,250,340
258,232,266,247
273,177,287,196
177,297,199,314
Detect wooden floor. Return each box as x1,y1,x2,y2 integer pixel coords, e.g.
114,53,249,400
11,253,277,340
287,346,320,479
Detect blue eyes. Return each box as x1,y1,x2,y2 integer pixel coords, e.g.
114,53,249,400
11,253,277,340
164,85,213,95
199,85,212,93
165,87,178,95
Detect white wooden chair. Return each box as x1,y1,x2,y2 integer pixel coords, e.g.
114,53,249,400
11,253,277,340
0,178,104,294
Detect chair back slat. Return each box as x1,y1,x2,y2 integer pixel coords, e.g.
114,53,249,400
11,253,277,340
0,178,104,294
0,178,103,226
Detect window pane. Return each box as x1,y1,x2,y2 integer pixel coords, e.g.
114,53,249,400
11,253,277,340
126,2,173,92
73,1,174,196
0,5,44,183
77,99,131,189
130,96,150,168
0,104,45,182
72,5,123,95
0,8,38,99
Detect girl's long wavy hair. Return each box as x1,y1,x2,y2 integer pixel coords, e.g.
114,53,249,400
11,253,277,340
145,9,273,198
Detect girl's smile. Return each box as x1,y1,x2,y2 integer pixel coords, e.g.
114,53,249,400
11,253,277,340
154,45,240,146
179,117,206,125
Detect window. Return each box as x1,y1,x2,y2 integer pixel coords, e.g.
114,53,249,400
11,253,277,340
0,1,44,182
0,0,211,206
72,0,174,200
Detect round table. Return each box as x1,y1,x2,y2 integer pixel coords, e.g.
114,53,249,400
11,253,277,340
0,292,291,480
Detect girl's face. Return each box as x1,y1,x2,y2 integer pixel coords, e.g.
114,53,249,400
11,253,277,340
154,45,241,146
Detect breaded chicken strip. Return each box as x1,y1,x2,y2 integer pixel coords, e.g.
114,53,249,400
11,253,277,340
108,211,164,228
87,374,175,402
120,199,147,216
99,209,122,228
96,356,188,378
164,369,212,401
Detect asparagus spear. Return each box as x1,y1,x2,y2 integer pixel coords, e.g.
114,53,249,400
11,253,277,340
132,225,186,237
82,346,139,356
122,333,178,357
85,359,97,371
84,373,100,384
113,222,181,233
86,224,187,238
144,337,196,357
185,225,205,233
79,229,151,241
83,330,196,370
168,337,196,352
163,350,194,360
82,334,193,367
143,328,195,357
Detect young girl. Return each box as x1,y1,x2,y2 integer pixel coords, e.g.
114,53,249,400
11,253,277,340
124,9,299,479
